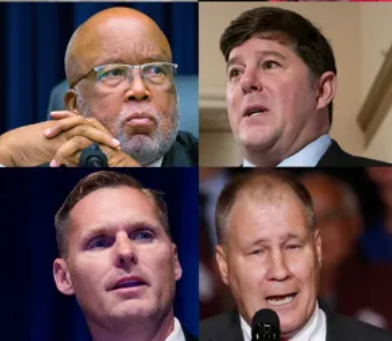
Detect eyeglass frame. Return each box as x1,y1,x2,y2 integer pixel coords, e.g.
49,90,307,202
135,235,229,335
69,62,179,89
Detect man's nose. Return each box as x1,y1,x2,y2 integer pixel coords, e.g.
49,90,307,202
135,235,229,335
114,234,137,269
124,71,151,102
240,68,263,94
266,250,290,282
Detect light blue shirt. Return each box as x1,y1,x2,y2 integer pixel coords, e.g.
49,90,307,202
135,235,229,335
243,134,332,168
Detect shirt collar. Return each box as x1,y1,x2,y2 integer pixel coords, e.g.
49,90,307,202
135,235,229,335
243,134,332,168
92,317,185,341
165,317,186,341
148,157,164,167
240,302,326,341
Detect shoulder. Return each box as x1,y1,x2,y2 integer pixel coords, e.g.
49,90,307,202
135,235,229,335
200,311,242,341
317,140,391,167
325,308,392,340
163,131,198,167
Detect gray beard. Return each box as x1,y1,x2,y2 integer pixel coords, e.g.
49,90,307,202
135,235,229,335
76,91,180,166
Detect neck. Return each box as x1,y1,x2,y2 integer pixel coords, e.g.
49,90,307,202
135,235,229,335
88,310,175,341
243,114,329,167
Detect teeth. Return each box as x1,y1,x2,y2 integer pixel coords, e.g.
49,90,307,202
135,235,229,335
267,295,294,306
249,111,263,117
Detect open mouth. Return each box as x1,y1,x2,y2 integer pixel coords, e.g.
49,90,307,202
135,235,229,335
244,106,268,118
266,293,297,306
112,277,148,291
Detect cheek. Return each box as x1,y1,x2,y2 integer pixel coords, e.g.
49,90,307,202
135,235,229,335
70,256,109,291
152,84,176,110
229,257,265,293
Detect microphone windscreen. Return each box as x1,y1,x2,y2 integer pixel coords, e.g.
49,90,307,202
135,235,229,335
251,309,280,341
252,309,280,329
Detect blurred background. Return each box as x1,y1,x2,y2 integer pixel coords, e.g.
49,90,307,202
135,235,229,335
0,168,198,341
199,2,392,165
199,167,392,330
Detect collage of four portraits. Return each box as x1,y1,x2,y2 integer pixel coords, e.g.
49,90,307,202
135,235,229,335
1,1,392,341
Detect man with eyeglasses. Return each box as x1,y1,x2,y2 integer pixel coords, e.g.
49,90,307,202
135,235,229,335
0,7,197,167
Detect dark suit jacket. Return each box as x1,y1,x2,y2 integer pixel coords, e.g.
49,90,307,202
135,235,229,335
162,131,198,167
184,328,199,341
200,305,392,341
317,140,390,167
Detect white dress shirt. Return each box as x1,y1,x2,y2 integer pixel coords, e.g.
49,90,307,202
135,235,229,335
148,157,163,167
92,317,185,341
165,317,186,341
243,134,332,168
240,303,327,341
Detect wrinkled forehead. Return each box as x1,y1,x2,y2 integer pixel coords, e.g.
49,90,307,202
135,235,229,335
69,15,172,79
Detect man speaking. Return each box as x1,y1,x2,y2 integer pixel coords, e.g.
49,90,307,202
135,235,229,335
200,170,392,341
53,171,197,341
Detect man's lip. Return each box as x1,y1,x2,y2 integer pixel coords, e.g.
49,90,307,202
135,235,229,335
110,276,148,291
265,292,298,300
242,104,269,117
125,112,155,123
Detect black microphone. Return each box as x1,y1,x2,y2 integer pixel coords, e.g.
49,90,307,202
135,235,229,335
79,143,108,167
251,309,281,341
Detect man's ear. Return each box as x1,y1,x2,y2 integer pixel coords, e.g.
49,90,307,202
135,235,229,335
315,71,336,112
53,258,75,296
64,89,80,114
314,229,322,269
216,244,229,286
172,244,183,282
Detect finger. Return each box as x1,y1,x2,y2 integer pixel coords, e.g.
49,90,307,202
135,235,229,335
50,111,78,120
44,116,87,138
50,136,91,167
63,125,120,149
85,117,111,134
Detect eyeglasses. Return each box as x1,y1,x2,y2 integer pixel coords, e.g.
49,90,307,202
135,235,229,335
71,62,178,89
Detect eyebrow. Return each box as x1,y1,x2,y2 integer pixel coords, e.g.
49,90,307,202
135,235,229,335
80,220,161,243
96,54,170,66
248,232,303,247
226,50,287,71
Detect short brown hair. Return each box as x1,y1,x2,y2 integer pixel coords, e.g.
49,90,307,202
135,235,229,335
220,6,336,124
55,171,170,257
215,170,316,245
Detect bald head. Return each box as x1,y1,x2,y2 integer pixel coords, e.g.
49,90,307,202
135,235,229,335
65,7,172,87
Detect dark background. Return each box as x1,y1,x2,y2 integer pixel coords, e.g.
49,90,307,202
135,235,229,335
0,2,198,134
0,168,198,341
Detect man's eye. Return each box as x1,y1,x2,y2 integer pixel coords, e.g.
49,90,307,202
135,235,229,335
286,244,301,250
145,65,169,78
131,229,154,241
262,60,280,70
250,249,265,256
87,236,113,250
228,68,242,80
99,68,127,80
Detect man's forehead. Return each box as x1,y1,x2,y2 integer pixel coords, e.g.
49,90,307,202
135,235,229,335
67,187,162,235
228,37,295,64
227,188,309,233
67,9,172,82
